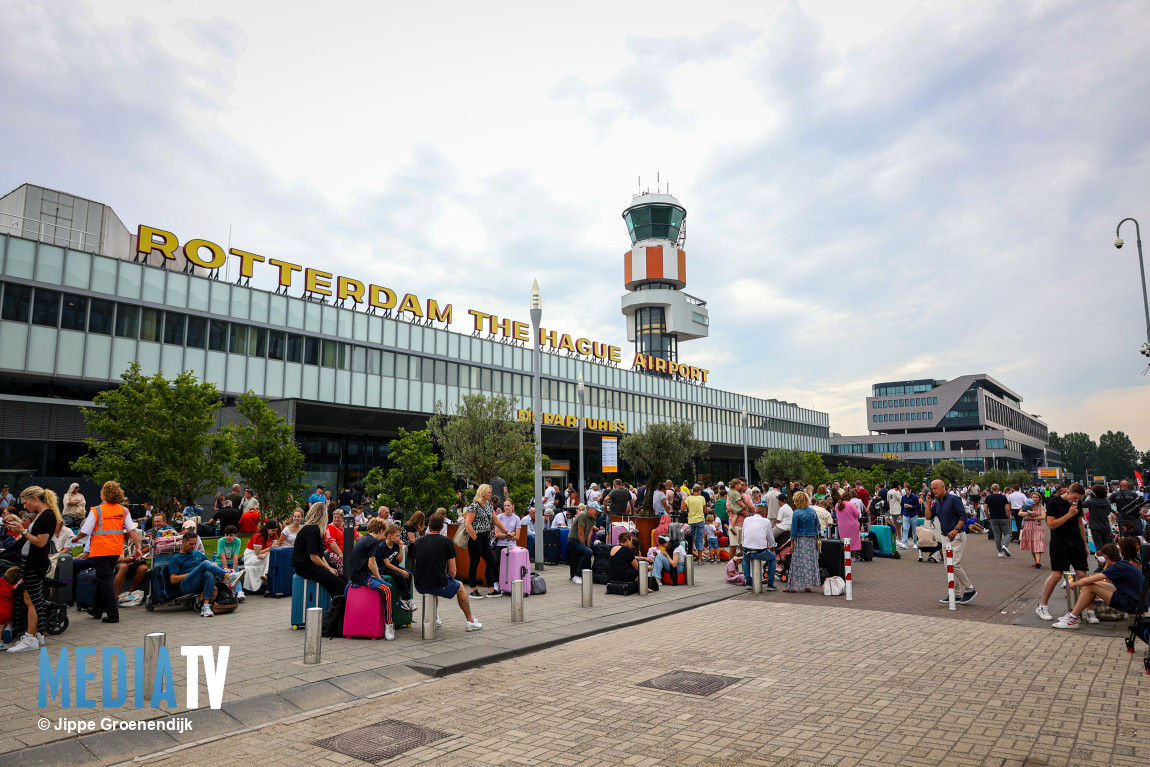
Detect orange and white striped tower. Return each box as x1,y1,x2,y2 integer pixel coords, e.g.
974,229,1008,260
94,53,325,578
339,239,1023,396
620,191,709,368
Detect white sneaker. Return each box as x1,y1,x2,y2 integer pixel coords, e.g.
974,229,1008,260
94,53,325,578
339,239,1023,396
997,552,1004,558
896,541,907,549
912,544,918,549
465,619,483,631
6,633,39,653
1036,604,1053,621
200,604,215,618
1002,548,1011,558
435,615,443,627
236,590,246,602
1083,609,1099,624
399,599,415,611
571,576,583,585
384,624,396,641
36,632,45,647
1052,613,1080,629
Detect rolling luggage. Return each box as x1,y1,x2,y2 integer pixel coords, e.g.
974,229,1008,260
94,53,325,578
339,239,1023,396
144,564,181,609
819,539,845,580
718,534,730,547
859,538,874,562
543,529,561,564
498,545,532,595
559,528,570,561
343,583,388,639
591,542,613,584
608,523,628,545
75,569,97,610
290,574,332,629
53,553,74,605
606,580,639,595
870,525,896,556
661,570,687,586
265,545,294,597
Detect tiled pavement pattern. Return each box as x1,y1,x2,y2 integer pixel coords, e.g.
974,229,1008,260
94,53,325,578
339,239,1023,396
116,600,1150,767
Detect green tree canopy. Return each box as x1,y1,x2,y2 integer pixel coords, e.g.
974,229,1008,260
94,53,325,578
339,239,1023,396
978,468,1010,490
225,392,308,522
755,448,807,487
1006,470,1034,490
1059,432,1097,481
377,428,457,516
72,363,231,510
803,451,832,489
618,420,708,515
428,393,535,487
1097,430,1139,481
929,459,967,488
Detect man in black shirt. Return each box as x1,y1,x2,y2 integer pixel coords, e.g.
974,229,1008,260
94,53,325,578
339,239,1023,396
411,512,481,631
209,504,241,535
223,483,243,511
606,479,633,516
1109,480,1144,537
337,484,355,513
1035,483,1089,622
983,484,1012,558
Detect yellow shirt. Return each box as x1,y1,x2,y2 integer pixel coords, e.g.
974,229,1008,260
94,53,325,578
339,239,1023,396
686,495,706,525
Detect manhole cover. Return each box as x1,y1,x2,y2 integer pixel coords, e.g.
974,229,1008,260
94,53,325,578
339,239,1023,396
313,718,451,762
636,670,741,697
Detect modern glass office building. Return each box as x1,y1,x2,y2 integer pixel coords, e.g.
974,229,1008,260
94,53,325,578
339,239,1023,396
829,375,1059,473
0,184,829,492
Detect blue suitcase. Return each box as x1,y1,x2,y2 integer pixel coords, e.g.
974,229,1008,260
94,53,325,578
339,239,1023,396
870,525,897,556
145,563,183,609
290,574,331,629
75,569,97,610
265,546,294,597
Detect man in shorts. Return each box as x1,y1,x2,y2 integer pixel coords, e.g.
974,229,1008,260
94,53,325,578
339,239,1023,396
411,511,481,631
1034,483,1090,622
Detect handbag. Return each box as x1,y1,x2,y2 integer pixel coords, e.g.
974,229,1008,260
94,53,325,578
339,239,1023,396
823,576,845,596
530,573,547,594
452,524,469,549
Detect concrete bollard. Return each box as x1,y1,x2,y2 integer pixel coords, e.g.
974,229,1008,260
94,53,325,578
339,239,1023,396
1064,570,1077,615
511,579,524,622
685,554,695,586
752,558,763,594
422,593,437,640
304,608,322,664
581,569,593,607
638,559,649,595
945,541,956,611
144,632,166,693
843,538,853,602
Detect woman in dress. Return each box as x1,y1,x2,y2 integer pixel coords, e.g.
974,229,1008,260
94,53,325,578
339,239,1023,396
1019,492,1047,568
62,483,86,526
834,491,862,555
785,491,820,592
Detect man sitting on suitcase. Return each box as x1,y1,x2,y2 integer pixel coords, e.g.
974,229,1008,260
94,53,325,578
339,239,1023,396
169,533,243,618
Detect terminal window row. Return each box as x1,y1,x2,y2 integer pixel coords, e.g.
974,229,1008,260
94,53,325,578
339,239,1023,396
832,440,945,454
873,412,932,422
872,397,937,408
872,383,934,397
0,281,828,439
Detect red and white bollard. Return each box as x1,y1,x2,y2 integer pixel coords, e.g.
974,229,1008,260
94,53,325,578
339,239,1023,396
843,537,853,601
945,540,956,611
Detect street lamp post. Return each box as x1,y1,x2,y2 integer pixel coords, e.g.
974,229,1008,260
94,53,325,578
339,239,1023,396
577,373,585,505
530,280,544,571
741,406,749,480
1115,218,1150,363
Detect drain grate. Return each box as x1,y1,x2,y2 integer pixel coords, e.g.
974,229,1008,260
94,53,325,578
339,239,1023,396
637,670,741,697
313,718,451,762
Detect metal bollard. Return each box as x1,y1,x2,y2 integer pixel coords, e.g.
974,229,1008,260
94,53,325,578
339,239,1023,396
581,569,593,607
304,607,322,664
945,541,956,611
1064,570,1077,615
511,579,524,622
752,558,763,594
422,593,437,640
843,538,852,602
638,559,649,595
143,632,166,694
685,555,695,586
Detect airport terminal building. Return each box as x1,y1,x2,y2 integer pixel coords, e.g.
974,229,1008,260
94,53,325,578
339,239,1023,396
0,183,829,492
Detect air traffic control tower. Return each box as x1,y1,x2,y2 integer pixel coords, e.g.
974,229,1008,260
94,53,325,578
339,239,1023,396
620,191,709,366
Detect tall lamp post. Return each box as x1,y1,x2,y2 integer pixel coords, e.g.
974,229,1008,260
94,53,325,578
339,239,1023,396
577,373,585,504
530,280,544,570
1114,218,1150,365
741,406,749,480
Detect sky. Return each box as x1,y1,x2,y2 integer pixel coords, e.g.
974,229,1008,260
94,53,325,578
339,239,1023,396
2,0,1149,449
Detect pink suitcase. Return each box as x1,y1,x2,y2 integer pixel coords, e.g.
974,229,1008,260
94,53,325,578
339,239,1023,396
608,523,628,545
498,546,532,595
343,584,387,639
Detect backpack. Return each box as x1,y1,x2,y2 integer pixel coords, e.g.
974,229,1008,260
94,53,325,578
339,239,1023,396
530,573,547,595
671,492,682,512
211,581,239,614
321,594,346,638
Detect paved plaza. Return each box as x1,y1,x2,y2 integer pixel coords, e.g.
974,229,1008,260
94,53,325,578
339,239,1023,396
5,533,1148,767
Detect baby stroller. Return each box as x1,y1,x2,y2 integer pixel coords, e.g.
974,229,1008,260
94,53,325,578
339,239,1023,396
30,576,70,636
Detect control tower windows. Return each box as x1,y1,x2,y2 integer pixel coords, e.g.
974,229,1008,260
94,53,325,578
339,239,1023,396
624,204,685,244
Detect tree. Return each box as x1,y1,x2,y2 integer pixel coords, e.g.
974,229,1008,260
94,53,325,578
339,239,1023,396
929,459,966,488
1006,470,1034,490
1047,431,1064,452
428,393,535,487
72,363,231,510
1139,450,1150,476
1059,432,1098,481
755,449,807,487
1097,430,1139,481
978,468,1010,490
506,451,549,517
803,452,832,489
225,391,308,522
618,420,708,515
362,467,386,504
377,429,457,516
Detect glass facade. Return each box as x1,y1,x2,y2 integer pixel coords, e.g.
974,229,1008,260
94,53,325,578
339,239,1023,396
635,306,677,361
623,204,685,245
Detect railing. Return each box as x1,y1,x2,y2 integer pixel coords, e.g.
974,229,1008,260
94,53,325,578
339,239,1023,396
683,292,707,308
0,213,98,251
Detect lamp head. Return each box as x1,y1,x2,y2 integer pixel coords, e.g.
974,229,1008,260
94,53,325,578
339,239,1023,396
1115,238,1124,249
530,279,542,310
577,373,584,390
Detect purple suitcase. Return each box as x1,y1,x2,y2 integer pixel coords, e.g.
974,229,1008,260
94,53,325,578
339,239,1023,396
498,546,532,595
608,523,628,545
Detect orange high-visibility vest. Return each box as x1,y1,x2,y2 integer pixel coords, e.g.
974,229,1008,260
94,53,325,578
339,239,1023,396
89,503,128,557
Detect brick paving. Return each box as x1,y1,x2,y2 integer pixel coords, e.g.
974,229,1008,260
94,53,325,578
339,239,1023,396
119,600,1150,767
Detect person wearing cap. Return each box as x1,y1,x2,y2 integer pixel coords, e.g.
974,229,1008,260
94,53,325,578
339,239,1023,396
169,531,241,617
181,519,208,554
308,485,326,506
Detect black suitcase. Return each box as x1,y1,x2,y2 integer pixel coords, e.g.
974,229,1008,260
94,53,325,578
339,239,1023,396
858,538,874,562
543,529,561,565
75,569,97,609
53,553,75,605
591,543,612,584
819,539,845,580
606,580,639,595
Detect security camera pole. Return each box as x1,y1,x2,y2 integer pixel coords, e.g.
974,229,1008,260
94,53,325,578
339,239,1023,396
1114,218,1150,364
